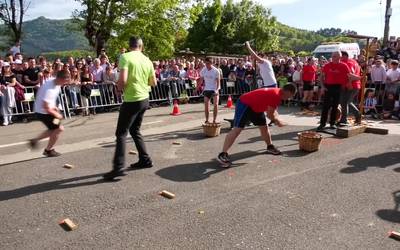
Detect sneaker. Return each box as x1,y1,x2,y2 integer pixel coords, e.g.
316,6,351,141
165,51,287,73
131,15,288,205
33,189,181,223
43,149,61,157
130,160,153,169
316,125,325,132
268,121,274,127
217,152,231,167
329,124,338,129
266,144,282,155
28,139,39,149
103,170,126,181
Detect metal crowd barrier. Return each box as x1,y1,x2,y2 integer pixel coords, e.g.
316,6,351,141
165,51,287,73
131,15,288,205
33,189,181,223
3,85,68,119
7,78,386,120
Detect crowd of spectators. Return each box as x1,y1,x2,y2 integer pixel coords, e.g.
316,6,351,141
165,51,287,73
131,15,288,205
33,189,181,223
2,39,400,126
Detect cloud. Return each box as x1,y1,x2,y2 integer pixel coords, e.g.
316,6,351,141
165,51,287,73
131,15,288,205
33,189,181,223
26,0,83,20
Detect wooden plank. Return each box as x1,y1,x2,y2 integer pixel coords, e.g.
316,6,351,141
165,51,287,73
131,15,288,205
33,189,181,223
336,125,366,138
365,126,389,135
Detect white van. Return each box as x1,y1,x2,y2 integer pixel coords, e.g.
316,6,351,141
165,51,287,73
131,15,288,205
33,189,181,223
313,42,360,59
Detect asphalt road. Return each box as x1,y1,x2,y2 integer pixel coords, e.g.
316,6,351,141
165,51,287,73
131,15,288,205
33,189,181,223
1,104,400,249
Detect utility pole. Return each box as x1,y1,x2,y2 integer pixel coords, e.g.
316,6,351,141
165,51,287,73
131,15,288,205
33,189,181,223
383,0,392,47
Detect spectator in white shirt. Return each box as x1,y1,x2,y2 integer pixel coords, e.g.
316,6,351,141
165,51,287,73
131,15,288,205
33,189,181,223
91,58,104,83
200,58,220,123
370,59,387,101
386,60,400,95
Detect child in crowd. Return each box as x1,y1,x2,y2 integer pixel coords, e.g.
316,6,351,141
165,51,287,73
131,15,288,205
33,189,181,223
364,89,378,119
382,92,399,119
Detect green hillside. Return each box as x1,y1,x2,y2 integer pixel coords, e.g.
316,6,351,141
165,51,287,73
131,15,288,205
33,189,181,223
1,17,354,57
2,17,91,56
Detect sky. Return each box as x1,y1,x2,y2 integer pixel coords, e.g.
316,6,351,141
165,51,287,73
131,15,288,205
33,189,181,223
26,0,400,38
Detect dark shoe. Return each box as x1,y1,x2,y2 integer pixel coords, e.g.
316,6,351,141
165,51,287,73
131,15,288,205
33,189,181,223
217,152,231,167
268,121,274,127
29,139,39,149
329,124,338,129
129,160,153,169
103,170,126,181
43,149,61,157
266,144,282,155
316,126,325,132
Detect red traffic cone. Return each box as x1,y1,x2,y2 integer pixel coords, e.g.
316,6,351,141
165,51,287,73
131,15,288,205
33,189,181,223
170,100,182,116
225,95,234,108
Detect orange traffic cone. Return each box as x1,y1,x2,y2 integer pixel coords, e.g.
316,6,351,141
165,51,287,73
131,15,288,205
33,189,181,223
225,95,234,108
170,100,182,116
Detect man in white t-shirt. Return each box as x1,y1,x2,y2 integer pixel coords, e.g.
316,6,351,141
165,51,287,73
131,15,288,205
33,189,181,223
29,70,71,157
9,41,21,57
245,41,277,88
386,60,400,94
200,58,221,123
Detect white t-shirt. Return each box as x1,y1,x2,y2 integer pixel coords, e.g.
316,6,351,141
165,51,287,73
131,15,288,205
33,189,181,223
200,66,220,91
34,79,61,114
386,68,400,82
10,46,20,56
258,59,277,87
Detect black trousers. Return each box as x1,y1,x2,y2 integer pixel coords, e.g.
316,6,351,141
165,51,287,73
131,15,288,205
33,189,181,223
320,84,341,126
113,99,150,170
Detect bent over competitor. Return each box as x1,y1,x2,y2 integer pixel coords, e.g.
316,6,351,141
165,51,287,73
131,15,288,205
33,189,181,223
217,84,296,166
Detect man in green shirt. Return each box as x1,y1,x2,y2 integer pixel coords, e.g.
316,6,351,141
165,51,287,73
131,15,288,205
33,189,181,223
103,36,157,181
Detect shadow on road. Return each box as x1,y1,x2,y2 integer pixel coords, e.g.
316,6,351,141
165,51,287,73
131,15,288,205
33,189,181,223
376,190,400,223
0,173,107,202
341,151,400,174
238,129,312,145
155,150,261,182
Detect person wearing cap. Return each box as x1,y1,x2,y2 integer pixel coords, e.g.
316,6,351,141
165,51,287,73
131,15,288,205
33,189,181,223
338,51,362,126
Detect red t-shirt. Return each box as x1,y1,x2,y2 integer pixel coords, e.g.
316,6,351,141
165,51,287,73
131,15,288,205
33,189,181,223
322,62,350,85
341,59,361,89
302,65,317,81
240,88,282,113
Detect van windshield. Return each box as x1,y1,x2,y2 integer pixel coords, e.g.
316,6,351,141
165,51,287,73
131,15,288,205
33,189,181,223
313,53,332,60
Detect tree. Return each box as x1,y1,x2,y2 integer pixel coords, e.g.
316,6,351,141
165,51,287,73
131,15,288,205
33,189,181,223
0,0,30,44
74,0,197,59
185,0,279,54
73,0,126,56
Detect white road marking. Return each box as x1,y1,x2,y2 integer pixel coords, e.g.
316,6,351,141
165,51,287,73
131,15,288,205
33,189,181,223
0,139,49,149
0,120,162,149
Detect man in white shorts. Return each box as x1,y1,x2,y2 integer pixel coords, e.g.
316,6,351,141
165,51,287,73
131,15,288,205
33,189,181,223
200,57,221,123
29,70,70,157
245,41,277,88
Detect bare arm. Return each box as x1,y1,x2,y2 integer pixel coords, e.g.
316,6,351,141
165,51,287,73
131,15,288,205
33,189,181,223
149,71,157,87
266,106,285,127
43,101,63,119
245,41,264,63
117,69,128,91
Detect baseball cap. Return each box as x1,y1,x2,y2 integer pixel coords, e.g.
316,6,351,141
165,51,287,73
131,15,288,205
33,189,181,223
2,62,10,67
14,59,22,64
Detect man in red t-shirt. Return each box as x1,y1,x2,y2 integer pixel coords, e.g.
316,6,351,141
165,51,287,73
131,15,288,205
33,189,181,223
302,57,317,109
317,51,360,131
217,84,297,167
339,51,362,125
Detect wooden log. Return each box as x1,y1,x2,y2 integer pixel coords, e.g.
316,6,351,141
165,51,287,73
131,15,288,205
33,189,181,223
365,126,389,135
336,125,366,138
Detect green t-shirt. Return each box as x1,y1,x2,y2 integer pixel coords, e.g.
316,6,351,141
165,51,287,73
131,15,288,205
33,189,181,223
119,51,154,102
